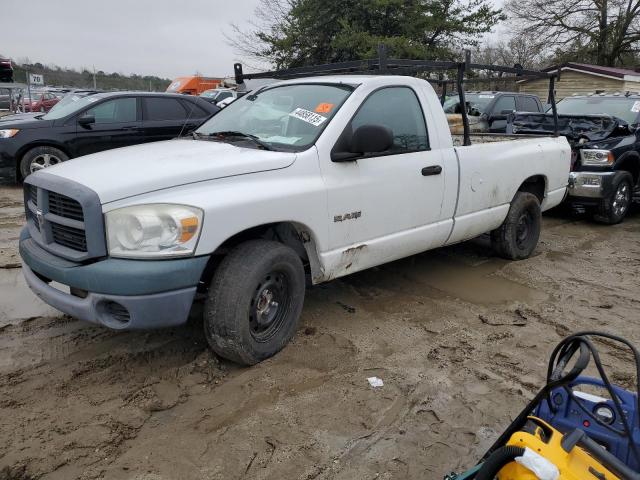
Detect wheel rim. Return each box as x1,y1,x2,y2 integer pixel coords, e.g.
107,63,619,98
249,271,291,342
30,153,62,173
515,210,533,249
612,182,631,217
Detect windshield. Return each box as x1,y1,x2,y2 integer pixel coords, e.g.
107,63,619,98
443,93,495,114
42,94,102,120
555,97,640,124
196,83,354,151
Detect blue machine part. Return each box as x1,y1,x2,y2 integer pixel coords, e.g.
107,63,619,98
535,375,640,470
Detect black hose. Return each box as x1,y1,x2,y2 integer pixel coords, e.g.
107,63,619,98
475,446,525,480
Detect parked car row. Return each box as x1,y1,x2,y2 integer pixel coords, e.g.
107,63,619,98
0,91,219,181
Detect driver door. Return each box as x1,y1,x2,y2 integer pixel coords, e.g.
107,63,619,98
72,97,141,156
319,86,450,274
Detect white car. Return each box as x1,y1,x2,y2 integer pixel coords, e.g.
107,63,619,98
20,75,571,364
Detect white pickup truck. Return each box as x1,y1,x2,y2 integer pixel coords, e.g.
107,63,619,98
19,75,571,364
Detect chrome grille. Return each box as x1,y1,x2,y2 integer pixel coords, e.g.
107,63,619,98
48,192,84,221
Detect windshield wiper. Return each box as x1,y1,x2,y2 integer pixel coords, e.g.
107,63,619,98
197,130,274,151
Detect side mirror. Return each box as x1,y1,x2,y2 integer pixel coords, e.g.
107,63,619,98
332,124,394,162
78,114,95,127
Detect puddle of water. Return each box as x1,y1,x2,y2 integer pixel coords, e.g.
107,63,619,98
388,250,548,306
0,268,60,326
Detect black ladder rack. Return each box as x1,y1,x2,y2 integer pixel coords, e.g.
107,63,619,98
233,45,560,146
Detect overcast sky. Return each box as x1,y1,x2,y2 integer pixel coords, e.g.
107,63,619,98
0,0,263,79
1,0,506,80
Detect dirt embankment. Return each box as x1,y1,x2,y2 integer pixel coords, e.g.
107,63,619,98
1,184,639,479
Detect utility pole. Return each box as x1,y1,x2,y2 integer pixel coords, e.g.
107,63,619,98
93,65,97,89
25,70,31,113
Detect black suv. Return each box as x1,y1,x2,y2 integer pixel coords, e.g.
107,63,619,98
0,56,13,82
443,91,545,132
0,91,219,182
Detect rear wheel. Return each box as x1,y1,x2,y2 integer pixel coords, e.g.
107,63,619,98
491,192,541,260
19,146,68,180
593,173,632,225
203,240,306,365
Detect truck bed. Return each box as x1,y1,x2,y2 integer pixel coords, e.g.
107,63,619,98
451,133,552,146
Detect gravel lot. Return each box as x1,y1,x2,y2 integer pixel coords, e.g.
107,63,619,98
0,183,639,480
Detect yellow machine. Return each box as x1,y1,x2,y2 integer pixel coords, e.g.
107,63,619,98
497,417,620,480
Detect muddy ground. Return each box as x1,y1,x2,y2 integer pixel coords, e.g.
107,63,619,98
0,183,639,480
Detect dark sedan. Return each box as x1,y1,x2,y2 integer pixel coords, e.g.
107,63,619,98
0,91,219,181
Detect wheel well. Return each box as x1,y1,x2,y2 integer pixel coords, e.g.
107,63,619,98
15,143,71,181
615,156,640,186
517,175,546,203
198,222,321,292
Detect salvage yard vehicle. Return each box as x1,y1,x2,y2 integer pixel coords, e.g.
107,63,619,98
0,56,13,82
166,76,221,95
509,92,640,224
443,91,544,133
0,91,218,182
19,58,571,365
21,91,60,112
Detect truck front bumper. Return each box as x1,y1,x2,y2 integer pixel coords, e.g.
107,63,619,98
19,228,209,330
567,171,621,200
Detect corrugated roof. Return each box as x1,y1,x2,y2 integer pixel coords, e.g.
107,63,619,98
542,62,640,79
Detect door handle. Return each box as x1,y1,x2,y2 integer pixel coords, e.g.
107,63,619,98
421,165,442,176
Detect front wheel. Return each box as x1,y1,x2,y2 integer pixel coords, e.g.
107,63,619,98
203,240,306,365
19,146,69,180
491,192,541,260
593,173,633,225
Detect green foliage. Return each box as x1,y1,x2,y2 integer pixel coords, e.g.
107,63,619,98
12,62,171,91
235,0,505,68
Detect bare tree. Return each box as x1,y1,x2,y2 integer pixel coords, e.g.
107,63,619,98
505,0,640,66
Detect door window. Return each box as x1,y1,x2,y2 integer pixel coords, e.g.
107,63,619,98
144,97,188,120
518,96,540,112
85,98,137,124
493,96,516,114
351,87,429,152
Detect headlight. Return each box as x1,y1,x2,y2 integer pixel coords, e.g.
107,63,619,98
0,129,19,138
106,204,203,258
580,149,614,166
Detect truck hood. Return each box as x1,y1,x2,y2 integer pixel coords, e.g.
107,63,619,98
508,112,632,143
41,139,297,204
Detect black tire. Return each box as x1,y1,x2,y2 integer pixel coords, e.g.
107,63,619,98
203,240,306,365
593,173,633,225
19,146,69,180
491,192,541,260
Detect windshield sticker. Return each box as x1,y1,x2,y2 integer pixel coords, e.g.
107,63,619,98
315,103,334,114
86,97,99,103
478,95,495,99
261,135,302,145
289,108,327,127
631,101,640,112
